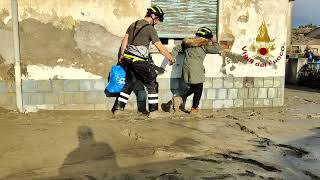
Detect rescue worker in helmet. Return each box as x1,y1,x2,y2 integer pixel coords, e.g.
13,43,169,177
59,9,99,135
171,27,222,113
113,5,175,118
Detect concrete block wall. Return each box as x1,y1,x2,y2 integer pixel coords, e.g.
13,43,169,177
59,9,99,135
0,81,16,110
0,76,285,111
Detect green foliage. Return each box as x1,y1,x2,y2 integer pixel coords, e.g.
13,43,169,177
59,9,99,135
298,23,319,28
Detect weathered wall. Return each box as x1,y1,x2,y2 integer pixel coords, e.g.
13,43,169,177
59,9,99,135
0,0,15,81
0,0,289,111
219,0,288,77
0,0,150,80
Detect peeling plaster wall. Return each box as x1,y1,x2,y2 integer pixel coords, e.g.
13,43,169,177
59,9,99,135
218,0,289,77
0,0,289,80
0,0,150,80
0,0,15,80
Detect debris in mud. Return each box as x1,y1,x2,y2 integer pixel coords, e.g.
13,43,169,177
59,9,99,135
149,169,183,180
120,129,144,141
186,157,222,164
226,115,239,120
201,174,234,180
303,171,320,180
216,153,281,172
238,170,256,177
206,115,214,118
235,122,258,136
275,144,309,158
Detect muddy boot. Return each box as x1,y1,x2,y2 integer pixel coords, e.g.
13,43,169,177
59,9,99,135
112,99,126,117
173,96,183,111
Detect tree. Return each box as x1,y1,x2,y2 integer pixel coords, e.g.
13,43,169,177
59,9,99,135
298,23,319,28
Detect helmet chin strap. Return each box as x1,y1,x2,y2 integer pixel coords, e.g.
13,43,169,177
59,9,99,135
151,16,156,26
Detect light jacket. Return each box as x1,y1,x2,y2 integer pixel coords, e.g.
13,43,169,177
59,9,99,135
171,37,221,84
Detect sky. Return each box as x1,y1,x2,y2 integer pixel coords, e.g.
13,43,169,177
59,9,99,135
293,0,320,27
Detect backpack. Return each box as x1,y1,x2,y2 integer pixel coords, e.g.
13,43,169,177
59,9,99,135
104,65,126,97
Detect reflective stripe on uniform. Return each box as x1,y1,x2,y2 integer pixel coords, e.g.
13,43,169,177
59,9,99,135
120,92,130,98
123,54,145,63
119,97,128,103
148,99,158,104
148,94,158,98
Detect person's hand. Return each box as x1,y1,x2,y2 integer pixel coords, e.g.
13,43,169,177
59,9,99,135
168,58,176,65
118,55,124,64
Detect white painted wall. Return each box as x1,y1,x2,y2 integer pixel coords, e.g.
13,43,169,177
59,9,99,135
0,0,150,36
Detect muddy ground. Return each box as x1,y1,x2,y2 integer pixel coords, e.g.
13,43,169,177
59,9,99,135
0,86,319,180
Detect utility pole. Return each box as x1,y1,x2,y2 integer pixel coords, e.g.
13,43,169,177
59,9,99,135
11,0,24,112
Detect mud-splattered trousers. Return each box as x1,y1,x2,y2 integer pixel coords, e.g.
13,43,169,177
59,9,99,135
113,59,159,112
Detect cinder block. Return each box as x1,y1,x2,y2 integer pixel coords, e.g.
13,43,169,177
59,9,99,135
254,99,264,107
157,78,170,90
158,89,173,100
258,88,268,98
207,89,217,99
184,99,193,109
234,99,244,108
224,100,234,108
264,99,272,107
238,88,249,99
0,81,7,93
64,80,80,92
54,104,95,110
130,93,137,101
37,80,52,92
212,78,223,88
80,80,93,91
86,92,107,104
244,99,254,108
201,89,207,100
105,97,117,104
223,77,234,88
254,77,264,87
277,88,285,98
263,77,274,87
204,78,213,88
0,93,16,107
201,99,213,109
63,92,86,104
125,102,135,110
92,79,106,91
217,89,227,99
52,80,64,92
234,77,243,88
273,98,284,107
213,100,224,108
44,93,60,104
243,77,254,88
7,81,16,93
248,88,258,99
94,104,109,111
228,89,238,99
274,77,284,87
23,93,44,105
22,80,37,93
268,88,277,98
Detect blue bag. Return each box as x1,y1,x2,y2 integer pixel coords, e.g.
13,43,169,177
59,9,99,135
104,65,126,97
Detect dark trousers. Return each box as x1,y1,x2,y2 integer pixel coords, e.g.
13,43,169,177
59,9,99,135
181,83,203,108
113,60,159,112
